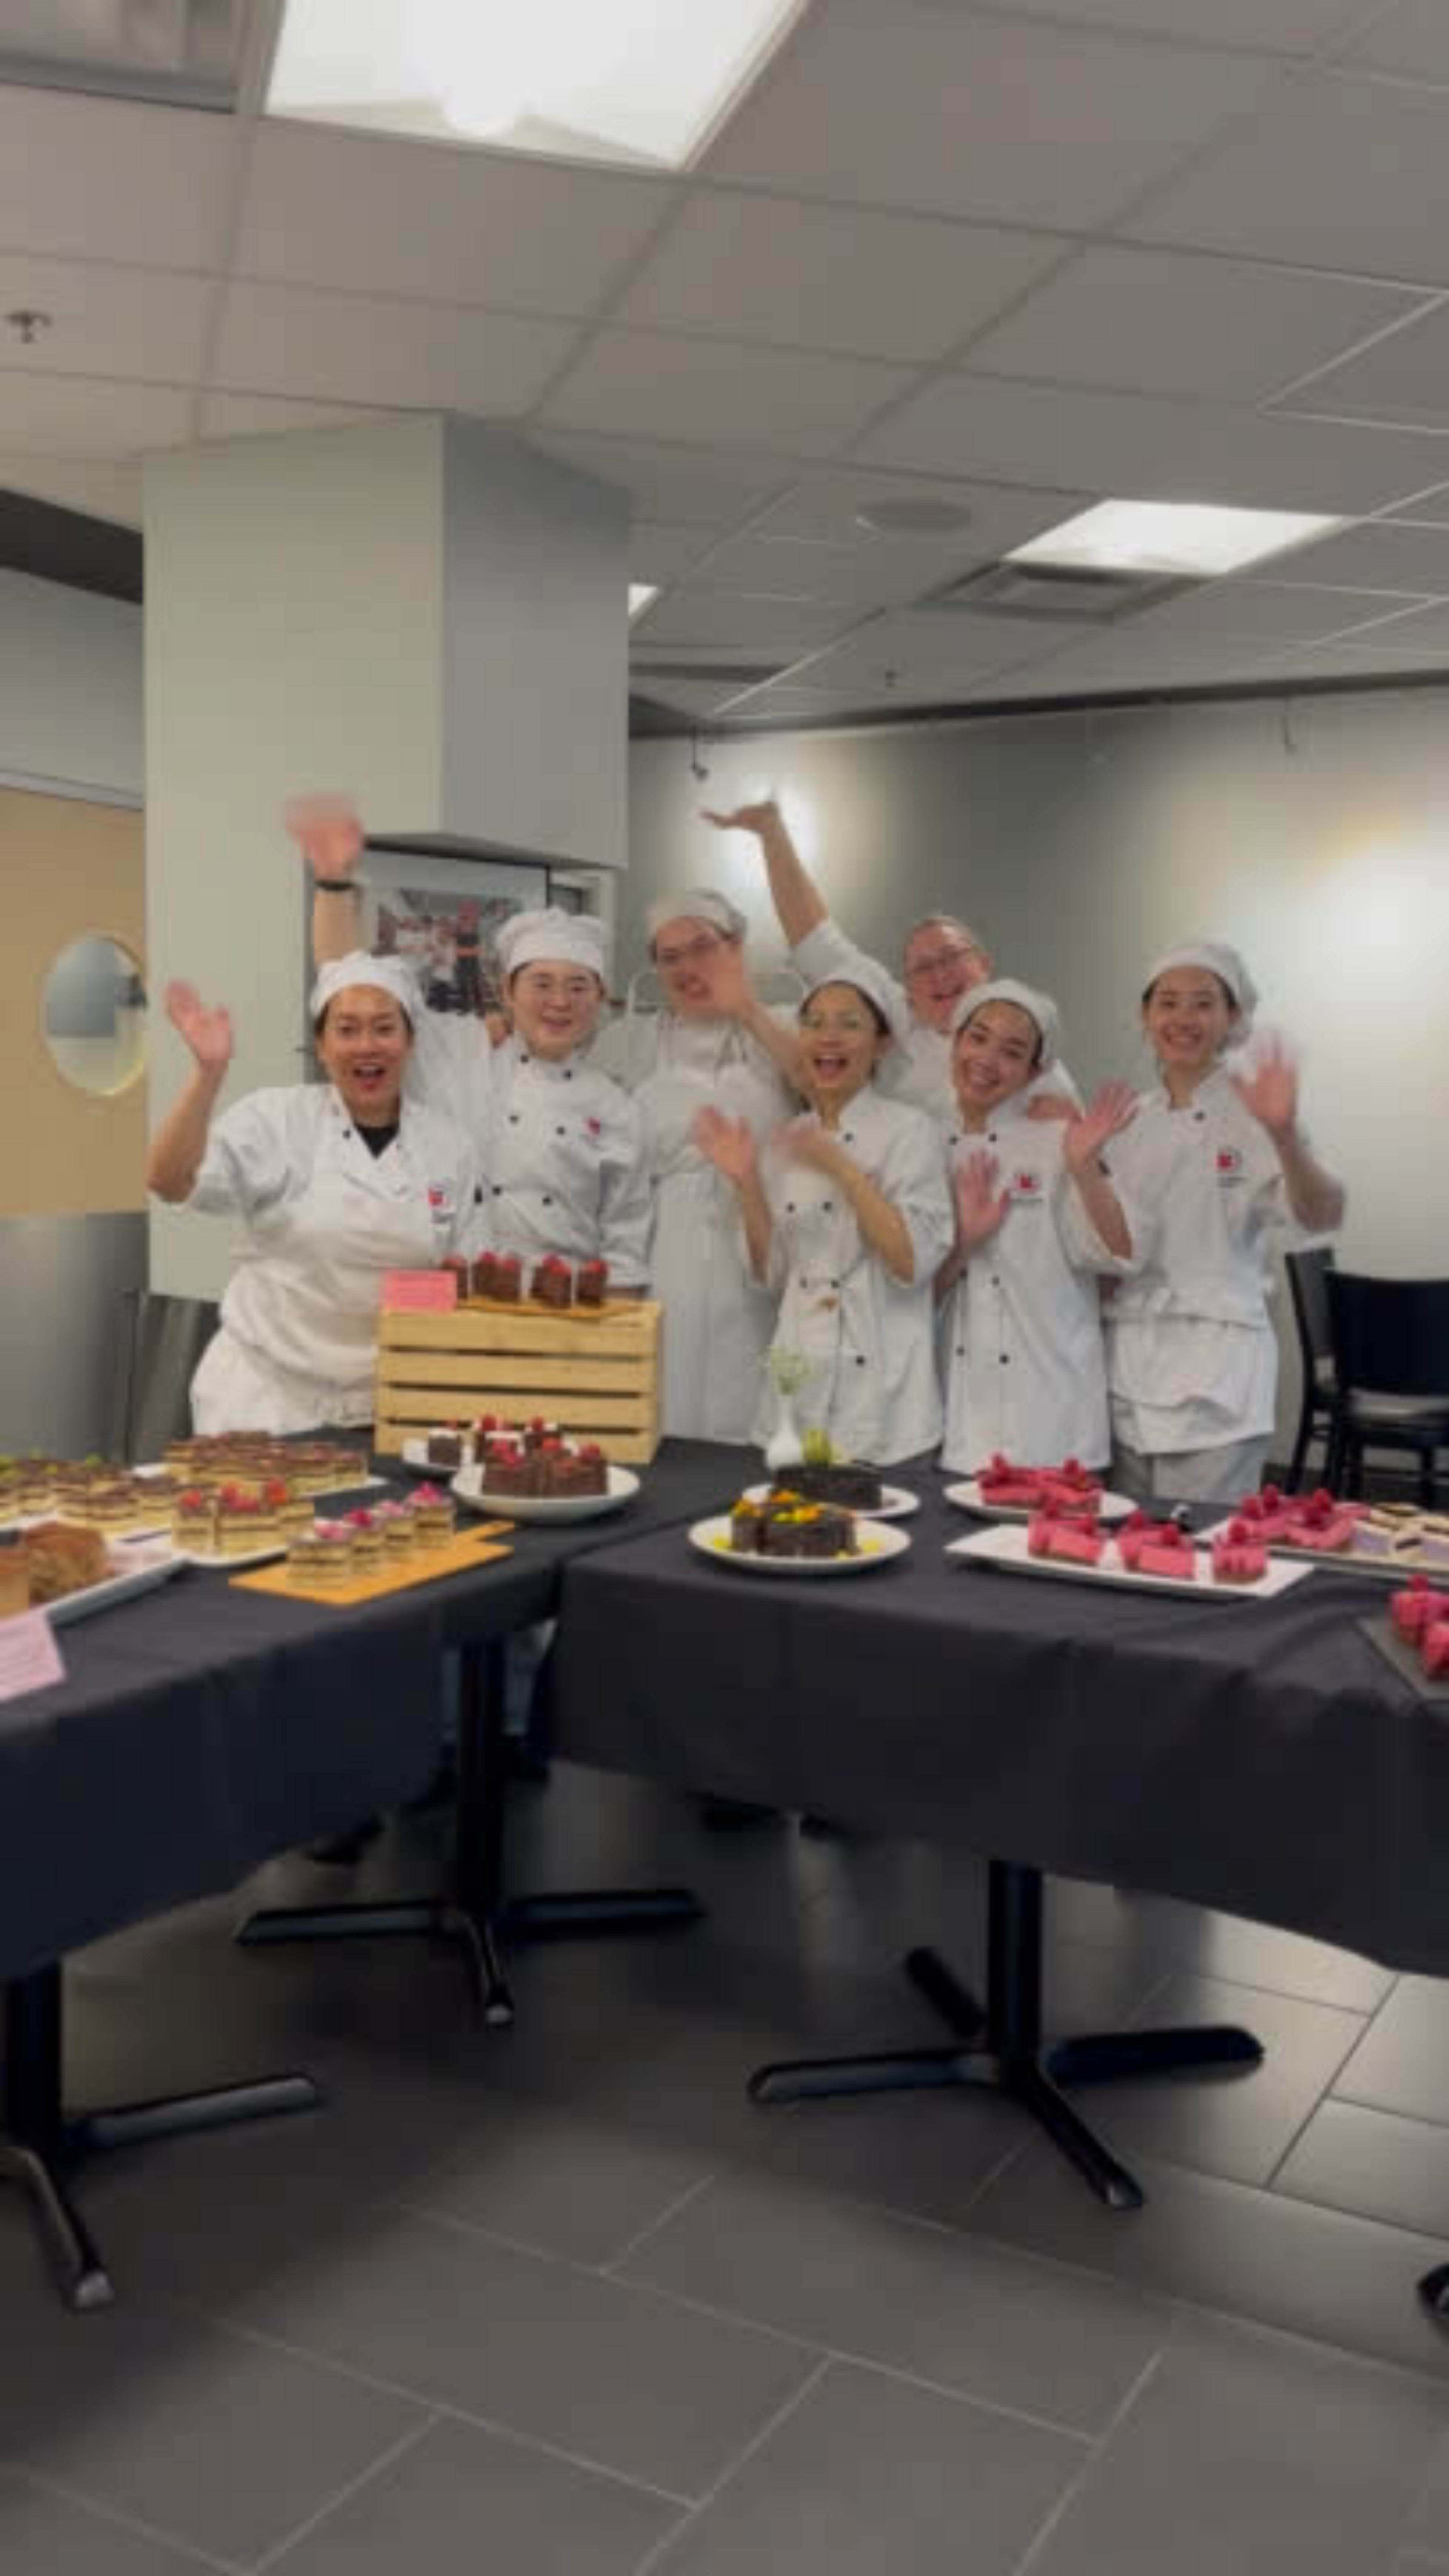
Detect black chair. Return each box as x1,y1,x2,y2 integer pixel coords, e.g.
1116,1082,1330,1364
1283,1246,1339,1492
1322,1270,1449,1505
108,1289,218,1462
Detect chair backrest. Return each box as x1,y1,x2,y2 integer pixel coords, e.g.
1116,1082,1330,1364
1285,1245,1336,1374
108,1289,219,1462
1324,1270,1449,1403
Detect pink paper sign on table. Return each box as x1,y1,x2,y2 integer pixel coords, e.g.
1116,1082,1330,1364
0,1610,66,1702
383,1271,457,1314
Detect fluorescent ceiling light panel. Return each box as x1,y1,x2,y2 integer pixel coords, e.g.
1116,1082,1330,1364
0,0,248,109
629,583,659,618
1008,500,1342,580
266,0,805,171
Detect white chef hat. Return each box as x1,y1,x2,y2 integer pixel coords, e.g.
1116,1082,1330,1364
800,954,908,1044
644,887,748,947
496,907,608,983
1143,939,1258,1027
310,952,418,1026
951,977,1060,1073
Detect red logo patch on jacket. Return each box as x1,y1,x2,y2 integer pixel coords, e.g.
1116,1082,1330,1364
1011,1170,1041,1198
1215,1148,1243,1177
586,1116,603,1138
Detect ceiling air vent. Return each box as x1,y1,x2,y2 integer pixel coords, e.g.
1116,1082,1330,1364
927,561,1193,624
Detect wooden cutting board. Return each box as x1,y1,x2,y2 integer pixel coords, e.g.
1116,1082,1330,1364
229,1521,514,1607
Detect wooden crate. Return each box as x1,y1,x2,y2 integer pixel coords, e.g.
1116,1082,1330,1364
375,1301,663,1464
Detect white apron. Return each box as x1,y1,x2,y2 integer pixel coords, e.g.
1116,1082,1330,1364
188,1087,477,1433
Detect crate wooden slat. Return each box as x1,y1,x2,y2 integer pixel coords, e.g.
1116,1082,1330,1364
376,1299,663,1463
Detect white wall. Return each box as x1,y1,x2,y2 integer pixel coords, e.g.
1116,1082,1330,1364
0,568,143,797
630,689,1449,1455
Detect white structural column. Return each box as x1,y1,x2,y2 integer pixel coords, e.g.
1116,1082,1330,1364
144,414,628,1296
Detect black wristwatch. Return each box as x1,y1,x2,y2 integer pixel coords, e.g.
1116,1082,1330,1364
313,878,360,893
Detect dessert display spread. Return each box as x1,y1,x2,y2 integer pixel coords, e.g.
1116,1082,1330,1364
976,1455,1104,1515
963,1501,1285,1593
421,1417,612,1498
1390,1576,1449,1682
1212,1486,1449,1575
731,1492,859,1559
443,1252,613,1310
160,1436,370,1494
9,1519,111,1607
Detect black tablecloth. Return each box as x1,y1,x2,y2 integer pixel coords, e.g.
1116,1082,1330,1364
546,1474,1449,1977
0,1441,735,1987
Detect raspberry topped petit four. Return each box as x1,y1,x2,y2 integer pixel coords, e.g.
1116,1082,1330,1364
1210,1520,1268,1586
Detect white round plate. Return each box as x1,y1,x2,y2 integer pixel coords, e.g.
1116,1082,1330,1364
452,1462,638,1525
742,1481,920,1521
690,1514,911,1574
944,1478,1134,1525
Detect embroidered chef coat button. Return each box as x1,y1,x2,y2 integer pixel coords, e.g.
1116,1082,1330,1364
855,1355,867,1367
843,1131,855,1145
991,1275,1000,1287
1194,1110,1206,1123
955,1346,964,1358
1000,1352,1010,1364
822,1201,834,1212
564,1068,574,1080
555,1126,566,1136
492,1184,503,1196
786,1201,796,1213
508,1113,520,1125
542,1195,553,1206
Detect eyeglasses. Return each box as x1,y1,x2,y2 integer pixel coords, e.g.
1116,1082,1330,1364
654,932,724,973
905,945,981,985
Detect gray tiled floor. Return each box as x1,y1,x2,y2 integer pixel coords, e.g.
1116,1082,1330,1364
0,1763,1445,2574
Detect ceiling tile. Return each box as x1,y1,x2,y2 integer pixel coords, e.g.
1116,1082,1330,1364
616,192,1069,364
802,604,1081,691
748,466,1085,551
631,589,860,651
0,254,214,386
681,529,980,609
1134,578,1426,642
0,86,236,269
630,676,749,718
0,451,143,524
528,431,797,527
628,522,714,581
211,282,577,414
855,371,1449,512
1339,600,1449,653
1258,517,1449,591
1124,71,1449,283
964,245,1430,403
537,330,910,456
704,0,1273,229
1274,301,1449,430
949,0,1367,50
1377,484,1449,527
1339,1,1449,81
199,391,396,440
0,374,192,456
235,121,674,317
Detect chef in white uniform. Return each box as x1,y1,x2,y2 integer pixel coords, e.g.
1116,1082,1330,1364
704,800,1079,1122
1104,940,1345,1504
592,889,801,1441
148,959,482,1434
297,802,651,1292
937,981,1142,1476
696,959,953,1466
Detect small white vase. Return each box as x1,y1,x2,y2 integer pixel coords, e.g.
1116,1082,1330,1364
765,1393,805,1474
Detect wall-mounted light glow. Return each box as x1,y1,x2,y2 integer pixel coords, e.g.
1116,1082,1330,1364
1009,499,1341,580
267,0,806,171
629,584,659,621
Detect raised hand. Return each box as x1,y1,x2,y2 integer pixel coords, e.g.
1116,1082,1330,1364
285,793,364,881
692,1106,757,1183
165,979,234,1074
1231,1035,1299,1138
701,800,781,838
954,1148,1009,1251
777,1113,842,1174
1063,1080,1139,1176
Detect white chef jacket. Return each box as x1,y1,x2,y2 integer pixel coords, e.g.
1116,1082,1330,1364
183,1085,482,1434
754,1085,953,1468
592,1009,795,1441
408,1011,651,1288
939,1100,1143,1475
789,918,1080,1123
1103,1066,1307,1455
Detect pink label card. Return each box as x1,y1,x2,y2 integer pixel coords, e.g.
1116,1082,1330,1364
383,1270,457,1313
0,1610,66,1702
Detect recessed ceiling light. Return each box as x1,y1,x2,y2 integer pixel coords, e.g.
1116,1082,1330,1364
266,0,807,172
629,584,659,620
854,497,974,537
1008,499,1341,580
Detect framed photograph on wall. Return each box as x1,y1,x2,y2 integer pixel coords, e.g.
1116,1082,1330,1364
352,844,550,1021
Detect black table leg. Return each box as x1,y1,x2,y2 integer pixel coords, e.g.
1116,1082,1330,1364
237,1642,702,2026
749,1859,1261,2213
1,1966,317,2313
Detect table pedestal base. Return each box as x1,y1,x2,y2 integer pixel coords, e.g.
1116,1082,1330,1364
749,1862,1263,2213
2,1967,317,2312
235,1646,702,2030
